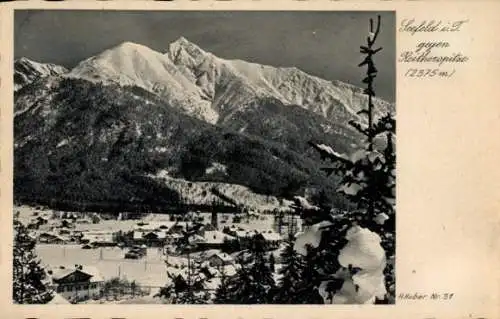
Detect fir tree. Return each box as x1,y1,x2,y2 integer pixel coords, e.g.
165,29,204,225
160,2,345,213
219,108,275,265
156,214,209,304
273,238,304,303
13,219,53,304
268,253,276,273
309,14,395,227
295,244,325,304
223,259,254,303
213,267,230,304
223,234,276,303
305,14,395,304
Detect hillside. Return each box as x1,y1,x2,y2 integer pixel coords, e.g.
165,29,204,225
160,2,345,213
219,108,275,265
14,77,342,211
148,170,294,212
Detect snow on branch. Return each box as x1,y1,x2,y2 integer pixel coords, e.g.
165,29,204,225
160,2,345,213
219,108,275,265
308,141,351,164
331,225,386,304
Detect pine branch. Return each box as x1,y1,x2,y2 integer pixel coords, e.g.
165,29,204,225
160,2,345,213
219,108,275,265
368,15,382,46
348,120,370,137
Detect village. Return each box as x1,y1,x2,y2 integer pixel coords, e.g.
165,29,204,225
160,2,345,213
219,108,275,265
15,204,302,304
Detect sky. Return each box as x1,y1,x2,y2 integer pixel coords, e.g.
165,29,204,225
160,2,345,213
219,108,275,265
14,10,395,102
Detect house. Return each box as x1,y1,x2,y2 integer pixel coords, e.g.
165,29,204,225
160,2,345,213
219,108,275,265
38,232,67,244
195,230,236,250
90,238,117,248
133,231,145,243
58,228,72,235
208,252,234,267
49,265,104,303
230,228,282,250
80,232,116,247
132,221,180,245
232,230,258,248
142,231,167,247
91,213,101,224
165,233,184,245
132,230,169,247
261,230,283,249
133,221,177,233
192,249,221,263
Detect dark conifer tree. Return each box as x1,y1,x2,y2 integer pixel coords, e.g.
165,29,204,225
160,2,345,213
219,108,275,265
222,234,276,304
268,252,276,273
13,219,53,304
305,14,396,304
273,238,304,303
213,267,230,304
156,214,209,304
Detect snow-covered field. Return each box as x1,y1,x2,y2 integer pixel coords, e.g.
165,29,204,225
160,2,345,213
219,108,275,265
36,244,188,287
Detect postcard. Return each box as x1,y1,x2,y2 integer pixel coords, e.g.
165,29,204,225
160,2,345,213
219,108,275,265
0,1,498,319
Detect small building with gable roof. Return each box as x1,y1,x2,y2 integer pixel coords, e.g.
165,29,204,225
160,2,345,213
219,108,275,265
48,264,104,302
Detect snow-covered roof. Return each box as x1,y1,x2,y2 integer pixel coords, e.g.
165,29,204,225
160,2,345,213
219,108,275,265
133,231,144,240
233,229,261,238
166,233,183,239
82,233,114,243
191,234,204,241
202,231,235,244
51,265,104,283
166,267,189,280
133,221,177,231
38,232,67,241
143,231,167,239
261,231,282,242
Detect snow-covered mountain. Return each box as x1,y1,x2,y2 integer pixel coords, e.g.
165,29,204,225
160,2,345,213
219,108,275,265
13,37,394,212
66,37,393,125
67,41,219,123
14,57,68,91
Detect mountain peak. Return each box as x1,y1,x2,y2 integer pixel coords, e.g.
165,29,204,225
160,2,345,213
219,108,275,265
16,56,35,64
171,36,199,48
168,36,207,62
14,57,68,91
172,36,190,45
